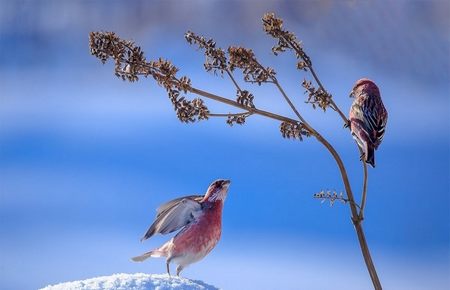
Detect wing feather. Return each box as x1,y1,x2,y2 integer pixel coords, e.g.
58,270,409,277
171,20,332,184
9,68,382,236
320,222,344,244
140,195,203,241
362,95,387,148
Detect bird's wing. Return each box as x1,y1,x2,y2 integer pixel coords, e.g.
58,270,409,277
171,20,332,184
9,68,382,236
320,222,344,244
156,195,203,217
362,95,387,148
140,195,203,241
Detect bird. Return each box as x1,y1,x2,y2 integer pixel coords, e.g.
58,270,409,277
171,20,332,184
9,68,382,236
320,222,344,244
349,78,388,168
131,179,231,276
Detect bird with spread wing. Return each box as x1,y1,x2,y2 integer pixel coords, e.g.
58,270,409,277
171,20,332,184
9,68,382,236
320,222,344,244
132,179,231,276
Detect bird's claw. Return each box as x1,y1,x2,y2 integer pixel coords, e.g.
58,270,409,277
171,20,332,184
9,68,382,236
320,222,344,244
359,151,366,161
343,120,351,129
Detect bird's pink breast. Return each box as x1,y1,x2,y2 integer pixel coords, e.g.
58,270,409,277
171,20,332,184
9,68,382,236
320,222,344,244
171,202,222,257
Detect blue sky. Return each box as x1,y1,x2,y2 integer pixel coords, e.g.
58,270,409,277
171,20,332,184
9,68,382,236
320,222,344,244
0,1,449,289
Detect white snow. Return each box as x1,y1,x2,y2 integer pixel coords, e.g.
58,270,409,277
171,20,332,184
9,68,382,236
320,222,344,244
40,273,219,290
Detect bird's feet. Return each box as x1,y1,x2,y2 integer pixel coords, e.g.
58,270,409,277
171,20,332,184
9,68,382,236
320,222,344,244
359,153,365,162
343,119,351,129
176,265,184,277
166,261,171,277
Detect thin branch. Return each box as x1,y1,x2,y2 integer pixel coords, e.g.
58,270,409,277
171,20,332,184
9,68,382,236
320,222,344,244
285,45,370,222
358,147,368,220
225,70,243,92
189,86,298,124
282,38,348,124
261,14,381,288
314,190,361,209
255,62,307,124
254,60,360,221
208,112,252,117
305,62,348,123
241,50,363,227
105,65,293,125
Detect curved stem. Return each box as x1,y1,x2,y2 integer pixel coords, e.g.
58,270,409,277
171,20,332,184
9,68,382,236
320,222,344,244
358,147,368,220
313,132,381,290
283,38,380,289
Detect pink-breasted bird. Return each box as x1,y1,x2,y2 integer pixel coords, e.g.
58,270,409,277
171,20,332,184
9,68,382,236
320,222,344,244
349,78,388,167
131,179,230,276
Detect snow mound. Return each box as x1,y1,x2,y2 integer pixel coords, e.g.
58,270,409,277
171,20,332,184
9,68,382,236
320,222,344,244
40,273,219,290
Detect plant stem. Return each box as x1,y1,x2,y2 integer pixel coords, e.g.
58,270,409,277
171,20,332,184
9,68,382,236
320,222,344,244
358,147,368,220
312,132,381,290
286,39,348,124
355,223,382,289
208,112,251,117
284,38,380,289
225,70,243,92
308,65,348,123
189,87,298,124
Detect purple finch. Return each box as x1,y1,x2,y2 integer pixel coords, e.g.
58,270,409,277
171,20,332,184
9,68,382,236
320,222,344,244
349,78,388,167
132,179,230,276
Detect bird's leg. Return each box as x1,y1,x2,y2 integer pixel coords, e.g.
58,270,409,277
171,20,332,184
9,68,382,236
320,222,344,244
360,152,365,161
176,265,184,277
343,119,351,128
166,260,171,277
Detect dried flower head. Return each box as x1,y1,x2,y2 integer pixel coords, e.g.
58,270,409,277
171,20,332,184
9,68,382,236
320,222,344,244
314,190,348,207
302,79,331,111
89,31,148,82
262,14,339,114
280,121,310,140
226,112,251,126
228,46,276,85
185,31,227,74
176,97,210,123
262,13,310,65
89,31,209,123
236,90,255,108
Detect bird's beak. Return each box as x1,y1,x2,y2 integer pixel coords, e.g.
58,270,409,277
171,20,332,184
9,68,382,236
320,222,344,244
220,179,231,189
349,90,354,98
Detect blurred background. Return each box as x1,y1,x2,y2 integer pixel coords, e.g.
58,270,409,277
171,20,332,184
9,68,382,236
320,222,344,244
0,1,449,289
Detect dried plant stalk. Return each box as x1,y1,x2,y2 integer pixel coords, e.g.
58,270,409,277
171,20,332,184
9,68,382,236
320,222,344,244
261,13,378,288
89,12,381,289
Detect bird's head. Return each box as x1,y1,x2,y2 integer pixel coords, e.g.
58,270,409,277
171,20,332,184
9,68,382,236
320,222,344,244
204,179,231,202
349,78,380,98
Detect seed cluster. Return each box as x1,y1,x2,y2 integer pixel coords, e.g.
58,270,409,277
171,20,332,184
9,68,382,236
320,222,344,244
89,31,209,123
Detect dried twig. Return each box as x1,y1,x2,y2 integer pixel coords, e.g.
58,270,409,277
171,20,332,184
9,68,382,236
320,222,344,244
261,13,380,288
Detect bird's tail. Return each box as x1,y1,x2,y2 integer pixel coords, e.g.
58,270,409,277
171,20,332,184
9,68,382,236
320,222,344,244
365,146,375,168
131,249,166,262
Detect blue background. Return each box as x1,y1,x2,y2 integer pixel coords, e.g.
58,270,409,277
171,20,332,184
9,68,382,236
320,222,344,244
1,1,449,289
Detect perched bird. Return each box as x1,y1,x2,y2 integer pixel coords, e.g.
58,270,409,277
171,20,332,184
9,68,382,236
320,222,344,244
132,179,231,276
349,78,388,167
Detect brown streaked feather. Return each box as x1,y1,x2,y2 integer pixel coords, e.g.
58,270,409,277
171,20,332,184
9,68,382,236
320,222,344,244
362,95,387,148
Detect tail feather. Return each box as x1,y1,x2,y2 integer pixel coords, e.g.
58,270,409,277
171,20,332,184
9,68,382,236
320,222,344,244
365,146,375,168
131,250,165,262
